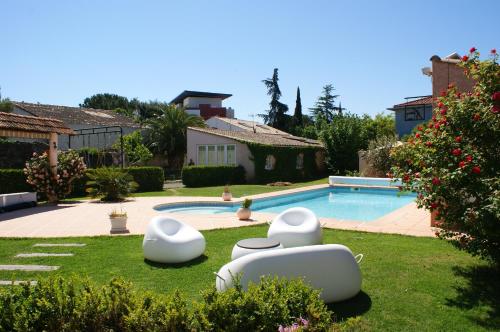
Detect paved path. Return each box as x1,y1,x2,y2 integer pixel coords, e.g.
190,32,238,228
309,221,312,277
0,265,59,271
33,243,86,247
0,185,435,238
15,253,74,258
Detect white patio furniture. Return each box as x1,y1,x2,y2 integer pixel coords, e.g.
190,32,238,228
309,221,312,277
267,207,322,248
1,192,37,212
231,237,283,260
215,244,363,303
143,216,206,263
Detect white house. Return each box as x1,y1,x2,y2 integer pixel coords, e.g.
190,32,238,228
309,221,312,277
170,90,235,119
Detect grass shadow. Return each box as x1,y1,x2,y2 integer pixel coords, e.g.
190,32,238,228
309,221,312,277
144,254,209,269
446,264,500,329
327,291,372,321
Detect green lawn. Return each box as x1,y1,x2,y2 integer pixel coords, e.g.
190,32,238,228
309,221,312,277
0,226,497,331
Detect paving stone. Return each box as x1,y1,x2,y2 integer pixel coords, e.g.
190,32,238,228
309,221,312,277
0,280,37,286
33,243,86,247
0,265,59,271
15,253,74,258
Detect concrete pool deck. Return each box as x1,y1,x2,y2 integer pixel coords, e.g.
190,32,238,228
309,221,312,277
0,184,436,238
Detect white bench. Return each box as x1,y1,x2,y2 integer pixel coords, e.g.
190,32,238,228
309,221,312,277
1,192,37,212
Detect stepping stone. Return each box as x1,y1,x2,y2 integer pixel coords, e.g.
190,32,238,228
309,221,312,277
0,280,37,286
33,243,86,247
0,265,59,271
15,253,74,258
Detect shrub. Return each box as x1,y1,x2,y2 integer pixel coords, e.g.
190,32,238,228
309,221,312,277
193,276,332,331
86,167,138,201
127,167,164,191
24,150,87,203
0,169,31,194
182,165,245,187
0,276,333,332
391,48,500,264
112,131,153,166
362,135,399,177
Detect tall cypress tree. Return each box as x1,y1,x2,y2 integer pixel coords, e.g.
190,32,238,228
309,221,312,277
259,68,289,130
293,86,303,127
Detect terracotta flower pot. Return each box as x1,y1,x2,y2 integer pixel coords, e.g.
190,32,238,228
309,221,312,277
236,208,251,220
222,192,232,201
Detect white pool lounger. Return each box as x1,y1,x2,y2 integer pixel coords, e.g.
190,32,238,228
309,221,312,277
215,244,362,303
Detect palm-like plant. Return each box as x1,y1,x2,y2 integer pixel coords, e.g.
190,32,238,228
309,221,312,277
145,105,205,169
86,167,138,201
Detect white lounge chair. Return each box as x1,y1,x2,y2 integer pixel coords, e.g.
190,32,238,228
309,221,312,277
267,207,322,248
215,244,363,303
143,216,206,263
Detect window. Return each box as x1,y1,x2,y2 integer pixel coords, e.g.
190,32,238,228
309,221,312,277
265,155,276,170
404,107,425,121
197,144,236,165
296,153,304,169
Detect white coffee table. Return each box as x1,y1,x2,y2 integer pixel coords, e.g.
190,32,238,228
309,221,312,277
231,237,283,260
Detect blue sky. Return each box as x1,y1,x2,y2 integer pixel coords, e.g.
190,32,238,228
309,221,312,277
1,0,498,120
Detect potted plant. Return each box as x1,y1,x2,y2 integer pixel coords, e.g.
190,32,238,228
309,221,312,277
109,208,128,233
236,198,252,220
222,185,232,201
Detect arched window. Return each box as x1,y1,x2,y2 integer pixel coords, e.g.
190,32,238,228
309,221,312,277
296,153,304,169
265,155,276,170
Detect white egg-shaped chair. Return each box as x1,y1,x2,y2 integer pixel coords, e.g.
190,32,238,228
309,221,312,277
215,244,363,303
267,207,322,248
143,216,206,263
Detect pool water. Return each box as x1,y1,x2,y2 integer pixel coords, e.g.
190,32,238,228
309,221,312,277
156,187,416,222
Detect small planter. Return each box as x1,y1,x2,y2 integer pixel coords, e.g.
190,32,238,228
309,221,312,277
109,209,129,234
236,208,251,220
222,192,232,201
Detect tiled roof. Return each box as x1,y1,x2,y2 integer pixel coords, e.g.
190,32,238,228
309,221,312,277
0,111,74,135
188,127,323,148
392,96,433,108
208,116,290,135
13,102,140,128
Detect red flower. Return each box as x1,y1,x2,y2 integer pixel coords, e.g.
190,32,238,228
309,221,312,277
417,125,423,131
492,105,500,114
459,161,466,168
466,155,473,162
492,49,497,54
440,108,447,115
403,174,410,183
462,55,469,62
415,133,420,138
473,113,481,121
432,177,441,185
469,47,476,53
430,202,439,210
437,102,444,108
434,123,440,129
471,166,481,174
455,136,462,142
425,141,432,147
440,91,447,97
492,92,500,101
452,148,462,156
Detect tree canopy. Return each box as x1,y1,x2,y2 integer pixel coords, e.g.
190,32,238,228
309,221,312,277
309,84,341,122
260,68,289,130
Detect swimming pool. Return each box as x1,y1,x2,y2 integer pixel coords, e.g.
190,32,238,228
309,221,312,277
154,187,416,222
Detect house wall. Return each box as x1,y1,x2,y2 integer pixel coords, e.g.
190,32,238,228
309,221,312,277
394,105,433,137
183,97,222,108
186,129,255,181
431,58,475,98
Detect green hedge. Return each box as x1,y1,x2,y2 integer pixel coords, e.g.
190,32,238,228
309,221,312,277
127,167,164,192
0,276,332,331
182,165,246,187
71,167,164,196
248,144,326,184
0,169,31,194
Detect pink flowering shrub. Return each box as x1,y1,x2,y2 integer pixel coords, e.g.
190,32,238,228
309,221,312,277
391,48,500,264
24,150,86,202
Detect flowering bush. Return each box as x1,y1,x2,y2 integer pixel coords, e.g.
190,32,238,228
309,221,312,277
24,150,86,203
391,48,500,264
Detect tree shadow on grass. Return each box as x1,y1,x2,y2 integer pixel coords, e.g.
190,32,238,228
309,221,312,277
327,291,372,322
144,254,208,269
446,264,500,330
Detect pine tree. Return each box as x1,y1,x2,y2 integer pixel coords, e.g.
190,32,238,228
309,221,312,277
309,84,340,122
293,86,303,127
259,68,289,130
